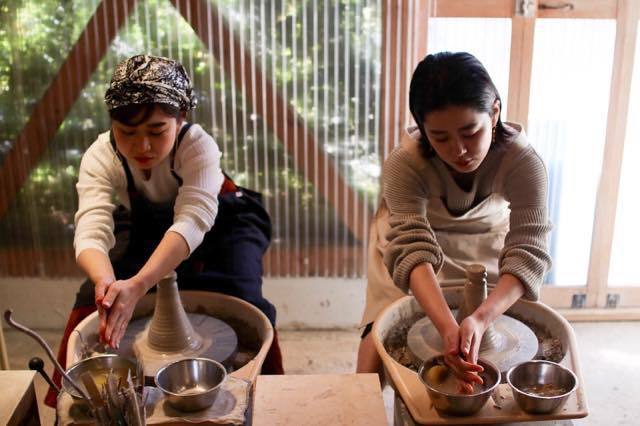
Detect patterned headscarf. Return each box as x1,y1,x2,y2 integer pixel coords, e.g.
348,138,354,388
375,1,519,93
104,55,196,111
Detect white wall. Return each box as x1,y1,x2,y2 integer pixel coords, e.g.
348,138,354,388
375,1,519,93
0,278,367,330
263,278,366,329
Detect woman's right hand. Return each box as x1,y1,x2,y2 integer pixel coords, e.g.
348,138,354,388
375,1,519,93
441,326,484,393
406,264,484,393
94,278,115,344
77,249,117,345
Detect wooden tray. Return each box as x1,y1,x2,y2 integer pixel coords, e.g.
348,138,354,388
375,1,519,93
373,294,589,424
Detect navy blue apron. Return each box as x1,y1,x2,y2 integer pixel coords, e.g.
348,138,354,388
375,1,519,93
73,124,276,325
45,125,283,407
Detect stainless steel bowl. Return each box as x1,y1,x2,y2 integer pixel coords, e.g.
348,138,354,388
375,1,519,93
507,360,578,414
154,357,227,412
418,355,501,416
63,354,141,399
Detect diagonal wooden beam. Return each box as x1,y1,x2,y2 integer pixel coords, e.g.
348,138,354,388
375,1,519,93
379,0,430,159
588,0,638,307
171,0,371,242
0,0,138,218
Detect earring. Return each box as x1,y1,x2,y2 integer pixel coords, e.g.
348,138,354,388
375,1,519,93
492,126,496,144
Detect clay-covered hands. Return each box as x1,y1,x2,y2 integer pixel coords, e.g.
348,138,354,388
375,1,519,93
458,313,488,365
94,277,115,345
98,277,147,349
441,326,484,394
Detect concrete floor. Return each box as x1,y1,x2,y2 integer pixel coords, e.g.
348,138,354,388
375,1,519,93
4,322,639,425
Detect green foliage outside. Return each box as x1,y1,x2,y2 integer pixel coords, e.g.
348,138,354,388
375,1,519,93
0,0,382,277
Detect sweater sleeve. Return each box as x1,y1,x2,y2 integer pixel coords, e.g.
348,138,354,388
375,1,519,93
168,124,224,254
74,134,124,258
500,146,553,301
382,148,444,293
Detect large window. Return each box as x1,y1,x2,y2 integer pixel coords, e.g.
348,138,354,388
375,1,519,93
528,19,616,286
0,0,381,278
1,0,638,313
609,24,640,287
427,18,512,118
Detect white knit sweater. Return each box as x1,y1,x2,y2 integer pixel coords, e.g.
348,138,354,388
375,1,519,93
74,124,224,259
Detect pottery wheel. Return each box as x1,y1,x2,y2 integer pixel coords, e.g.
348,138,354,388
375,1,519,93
407,311,538,372
116,313,238,377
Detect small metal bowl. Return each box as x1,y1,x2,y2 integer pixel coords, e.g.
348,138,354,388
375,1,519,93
418,355,500,416
155,358,227,412
507,360,578,414
64,354,141,399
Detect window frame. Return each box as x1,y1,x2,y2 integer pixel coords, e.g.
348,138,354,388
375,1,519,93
380,0,639,315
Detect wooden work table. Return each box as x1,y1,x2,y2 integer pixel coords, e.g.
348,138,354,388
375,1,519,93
252,373,387,426
0,370,40,426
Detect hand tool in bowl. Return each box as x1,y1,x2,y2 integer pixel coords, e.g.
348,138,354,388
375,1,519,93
4,309,94,407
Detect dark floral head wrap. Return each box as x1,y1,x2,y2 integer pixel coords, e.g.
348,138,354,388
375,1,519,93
104,55,196,111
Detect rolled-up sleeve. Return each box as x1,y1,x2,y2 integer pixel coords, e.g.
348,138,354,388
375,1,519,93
382,149,443,293
74,135,122,259
500,147,553,301
168,125,224,254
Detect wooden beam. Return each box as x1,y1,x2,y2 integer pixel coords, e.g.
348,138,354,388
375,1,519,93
537,0,617,19
434,0,513,17
556,307,640,321
0,0,137,218
408,0,432,124
540,286,586,309
396,0,412,137
0,326,9,370
433,0,616,19
413,1,432,60
602,287,640,308
0,246,363,278
171,0,371,244
379,0,429,158
587,0,639,308
507,13,536,128
263,246,365,278
379,0,393,158
0,248,78,277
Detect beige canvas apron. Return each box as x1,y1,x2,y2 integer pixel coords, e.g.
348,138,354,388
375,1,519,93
359,166,510,328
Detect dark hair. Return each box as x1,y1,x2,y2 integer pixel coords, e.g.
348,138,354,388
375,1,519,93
109,103,181,126
409,51,514,157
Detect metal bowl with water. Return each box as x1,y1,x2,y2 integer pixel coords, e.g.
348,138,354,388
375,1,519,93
418,355,501,416
507,360,578,414
155,357,227,412
63,354,141,399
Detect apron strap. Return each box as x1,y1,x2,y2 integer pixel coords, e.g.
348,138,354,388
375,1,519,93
169,122,194,186
220,171,238,195
109,131,136,194
169,124,239,196
112,122,240,196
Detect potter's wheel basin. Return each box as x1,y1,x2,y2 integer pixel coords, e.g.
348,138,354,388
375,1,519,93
372,286,588,424
407,310,539,373
67,290,273,384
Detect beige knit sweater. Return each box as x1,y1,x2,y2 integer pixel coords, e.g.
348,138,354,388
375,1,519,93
382,123,552,300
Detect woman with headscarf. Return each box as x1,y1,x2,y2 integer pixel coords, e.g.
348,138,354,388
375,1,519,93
46,55,283,406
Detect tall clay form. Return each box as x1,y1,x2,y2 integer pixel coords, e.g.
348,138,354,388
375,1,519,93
147,272,203,353
407,263,540,372
455,264,500,351
130,271,238,377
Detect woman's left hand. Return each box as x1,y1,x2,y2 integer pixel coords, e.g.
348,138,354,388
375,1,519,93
101,278,146,349
458,313,488,365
